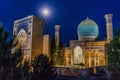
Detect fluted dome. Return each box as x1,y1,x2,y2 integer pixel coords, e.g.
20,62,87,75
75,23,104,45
78,17,99,41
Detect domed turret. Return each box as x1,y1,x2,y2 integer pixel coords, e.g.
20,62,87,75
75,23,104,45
78,17,99,41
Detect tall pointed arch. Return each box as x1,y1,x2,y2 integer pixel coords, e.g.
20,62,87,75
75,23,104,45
17,29,27,44
17,29,28,55
73,46,83,64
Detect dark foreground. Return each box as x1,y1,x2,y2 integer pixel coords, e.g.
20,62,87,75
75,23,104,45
56,67,112,80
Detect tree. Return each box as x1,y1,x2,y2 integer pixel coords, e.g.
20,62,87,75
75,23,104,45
105,29,120,79
22,61,31,80
9,37,31,80
51,39,65,66
0,24,11,80
31,54,57,80
57,42,65,65
10,48,24,80
0,24,30,80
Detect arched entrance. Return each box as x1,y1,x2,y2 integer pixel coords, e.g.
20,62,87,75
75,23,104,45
17,29,27,56
73,46,83,64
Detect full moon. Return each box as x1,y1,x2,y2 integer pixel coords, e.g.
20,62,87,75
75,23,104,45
41,8,50,16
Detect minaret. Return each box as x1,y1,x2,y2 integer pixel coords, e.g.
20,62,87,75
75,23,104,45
55,25,60,47
105,14,113,42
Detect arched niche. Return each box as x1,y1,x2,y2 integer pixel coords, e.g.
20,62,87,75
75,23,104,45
17,29,28,55
99,52,105,66
17,29,28,62
73,46,83,65
17,29,27,44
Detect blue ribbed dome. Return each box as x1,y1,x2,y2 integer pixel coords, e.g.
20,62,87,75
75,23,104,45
78,17,99,41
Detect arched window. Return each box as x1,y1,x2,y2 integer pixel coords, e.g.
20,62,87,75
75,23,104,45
73,46,83,64
17,29,27,54
17,29,27,44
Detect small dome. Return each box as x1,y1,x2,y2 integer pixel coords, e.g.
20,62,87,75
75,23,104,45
78,17,99,41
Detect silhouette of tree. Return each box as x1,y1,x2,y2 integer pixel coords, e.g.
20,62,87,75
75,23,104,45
51,39,65,66
0,24,30,80
10,48,24,80
0,24,11,80
31,54,57,80
105,29,120,79
22,61,31,80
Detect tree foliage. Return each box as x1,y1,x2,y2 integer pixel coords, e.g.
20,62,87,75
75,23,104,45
10,48,28,80
51,39,65,66
31,54,57,80
0,24,11,80
105,29,120,75
0,24,30,80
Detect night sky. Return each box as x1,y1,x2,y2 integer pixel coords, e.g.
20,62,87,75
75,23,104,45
0,0,120,46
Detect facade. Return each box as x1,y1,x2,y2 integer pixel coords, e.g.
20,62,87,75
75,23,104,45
12,14,113,68
64,14,113,68
43,34,51,57
68,40,106,68
13,15,50,61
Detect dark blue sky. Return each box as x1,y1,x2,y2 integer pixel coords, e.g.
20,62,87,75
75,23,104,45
0,0,120,46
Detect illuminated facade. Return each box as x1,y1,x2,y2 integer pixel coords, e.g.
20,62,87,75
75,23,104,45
68,40,106,68
64,14,113,68
13,15,50,61
12,14,113,68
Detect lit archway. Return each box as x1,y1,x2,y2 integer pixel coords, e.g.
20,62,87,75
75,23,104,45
17,29,28,62
73,46,83,64
17,29,27,43
17,29,27,53
99,52,105,66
